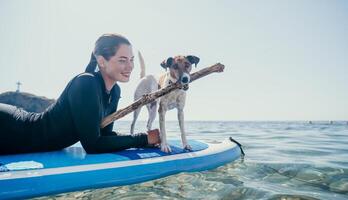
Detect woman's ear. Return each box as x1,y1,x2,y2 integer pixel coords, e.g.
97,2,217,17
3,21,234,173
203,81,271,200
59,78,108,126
96,55,106,69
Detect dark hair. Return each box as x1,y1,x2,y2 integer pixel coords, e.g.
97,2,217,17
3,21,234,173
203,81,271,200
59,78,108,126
85,34,131,73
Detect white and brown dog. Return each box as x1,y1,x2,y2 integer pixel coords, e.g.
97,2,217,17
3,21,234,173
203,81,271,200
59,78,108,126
131,52,200,153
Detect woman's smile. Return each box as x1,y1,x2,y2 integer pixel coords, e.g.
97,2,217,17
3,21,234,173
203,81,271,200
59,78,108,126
121,72,131,78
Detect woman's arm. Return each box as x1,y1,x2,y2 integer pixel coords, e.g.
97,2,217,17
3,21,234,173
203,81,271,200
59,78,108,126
68,74,148,153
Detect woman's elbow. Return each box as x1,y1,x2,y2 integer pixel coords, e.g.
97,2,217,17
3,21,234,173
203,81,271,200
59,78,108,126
81,142,100,154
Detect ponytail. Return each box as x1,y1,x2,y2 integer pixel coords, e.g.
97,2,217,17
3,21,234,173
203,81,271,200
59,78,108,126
85,52,97,73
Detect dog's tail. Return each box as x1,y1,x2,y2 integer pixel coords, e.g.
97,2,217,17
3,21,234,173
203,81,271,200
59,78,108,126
138,51,146,79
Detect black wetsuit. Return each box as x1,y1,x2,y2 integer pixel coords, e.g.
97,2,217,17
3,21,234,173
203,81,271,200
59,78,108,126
0,72,148,154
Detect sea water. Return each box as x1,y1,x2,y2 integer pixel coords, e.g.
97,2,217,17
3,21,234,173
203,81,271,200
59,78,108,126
35,121,348,200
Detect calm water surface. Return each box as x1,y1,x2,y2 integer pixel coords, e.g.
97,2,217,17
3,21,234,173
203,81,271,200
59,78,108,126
35,121,348,200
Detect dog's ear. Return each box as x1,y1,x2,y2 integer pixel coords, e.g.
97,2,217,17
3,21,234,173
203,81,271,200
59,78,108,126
186,55,200,67
160,57,174,69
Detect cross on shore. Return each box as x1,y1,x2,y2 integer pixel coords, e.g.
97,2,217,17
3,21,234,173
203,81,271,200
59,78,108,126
16,81,22,92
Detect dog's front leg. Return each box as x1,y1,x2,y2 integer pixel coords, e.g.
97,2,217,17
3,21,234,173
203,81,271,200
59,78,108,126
178,108,191,151
159,104,171,153
146,102,157,131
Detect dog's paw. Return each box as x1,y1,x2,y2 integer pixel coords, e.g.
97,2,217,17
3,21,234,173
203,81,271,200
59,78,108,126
184,144,192,151
160,143,172,153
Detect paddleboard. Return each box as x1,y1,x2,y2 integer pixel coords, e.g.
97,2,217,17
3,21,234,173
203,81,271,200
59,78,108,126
0,138,242,199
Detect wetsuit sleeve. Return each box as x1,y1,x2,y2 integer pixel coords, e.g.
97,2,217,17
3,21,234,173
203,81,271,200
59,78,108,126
100,122,116,135
68,75,148,153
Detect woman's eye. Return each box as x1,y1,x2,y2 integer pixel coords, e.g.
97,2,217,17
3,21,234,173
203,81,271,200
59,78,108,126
119,60,126,63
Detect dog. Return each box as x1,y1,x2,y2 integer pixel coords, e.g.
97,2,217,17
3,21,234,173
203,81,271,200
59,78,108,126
131,52,200,153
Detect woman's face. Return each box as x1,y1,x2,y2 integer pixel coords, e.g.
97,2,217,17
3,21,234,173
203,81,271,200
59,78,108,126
101,44,134,83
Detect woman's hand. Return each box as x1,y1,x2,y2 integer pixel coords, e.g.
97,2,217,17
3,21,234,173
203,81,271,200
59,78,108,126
147,129,161,146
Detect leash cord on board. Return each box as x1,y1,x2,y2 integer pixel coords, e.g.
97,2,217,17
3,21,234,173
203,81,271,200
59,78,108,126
229,137,245,158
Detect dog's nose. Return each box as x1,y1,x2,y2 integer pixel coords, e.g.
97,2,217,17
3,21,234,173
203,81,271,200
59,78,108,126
181,77,189,84
181,74,190,84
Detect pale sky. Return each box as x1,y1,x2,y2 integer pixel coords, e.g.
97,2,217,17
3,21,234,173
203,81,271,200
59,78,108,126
0,0,347,121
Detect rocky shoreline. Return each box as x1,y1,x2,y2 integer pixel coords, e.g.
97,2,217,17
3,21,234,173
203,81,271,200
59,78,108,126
0,91,55,113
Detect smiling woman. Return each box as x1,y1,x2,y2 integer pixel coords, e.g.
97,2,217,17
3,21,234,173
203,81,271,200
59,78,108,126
0,34,160,155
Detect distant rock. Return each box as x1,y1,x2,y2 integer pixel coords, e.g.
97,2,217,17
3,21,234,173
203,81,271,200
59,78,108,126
0,91,55,113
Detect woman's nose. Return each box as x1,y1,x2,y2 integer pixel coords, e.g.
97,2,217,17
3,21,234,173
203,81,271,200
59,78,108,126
127,60,134,70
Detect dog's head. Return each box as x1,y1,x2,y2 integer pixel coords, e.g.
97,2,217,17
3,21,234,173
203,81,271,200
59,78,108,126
160,55,200,90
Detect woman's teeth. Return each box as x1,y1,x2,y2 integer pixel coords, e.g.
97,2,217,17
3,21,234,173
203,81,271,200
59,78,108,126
121,73,130,78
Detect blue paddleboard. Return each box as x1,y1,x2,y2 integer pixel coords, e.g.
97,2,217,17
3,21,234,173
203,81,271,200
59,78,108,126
0,139,241,199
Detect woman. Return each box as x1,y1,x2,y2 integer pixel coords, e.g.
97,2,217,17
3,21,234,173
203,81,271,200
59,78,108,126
0,34,160,154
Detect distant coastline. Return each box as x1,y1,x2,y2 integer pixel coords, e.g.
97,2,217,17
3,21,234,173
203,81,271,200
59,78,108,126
0,91,55,113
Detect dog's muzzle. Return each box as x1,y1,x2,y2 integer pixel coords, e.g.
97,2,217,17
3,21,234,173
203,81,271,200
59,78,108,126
181,73,190,91
181,73,190,84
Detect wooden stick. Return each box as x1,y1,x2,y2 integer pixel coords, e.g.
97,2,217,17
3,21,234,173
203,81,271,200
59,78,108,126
100,63,225,128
